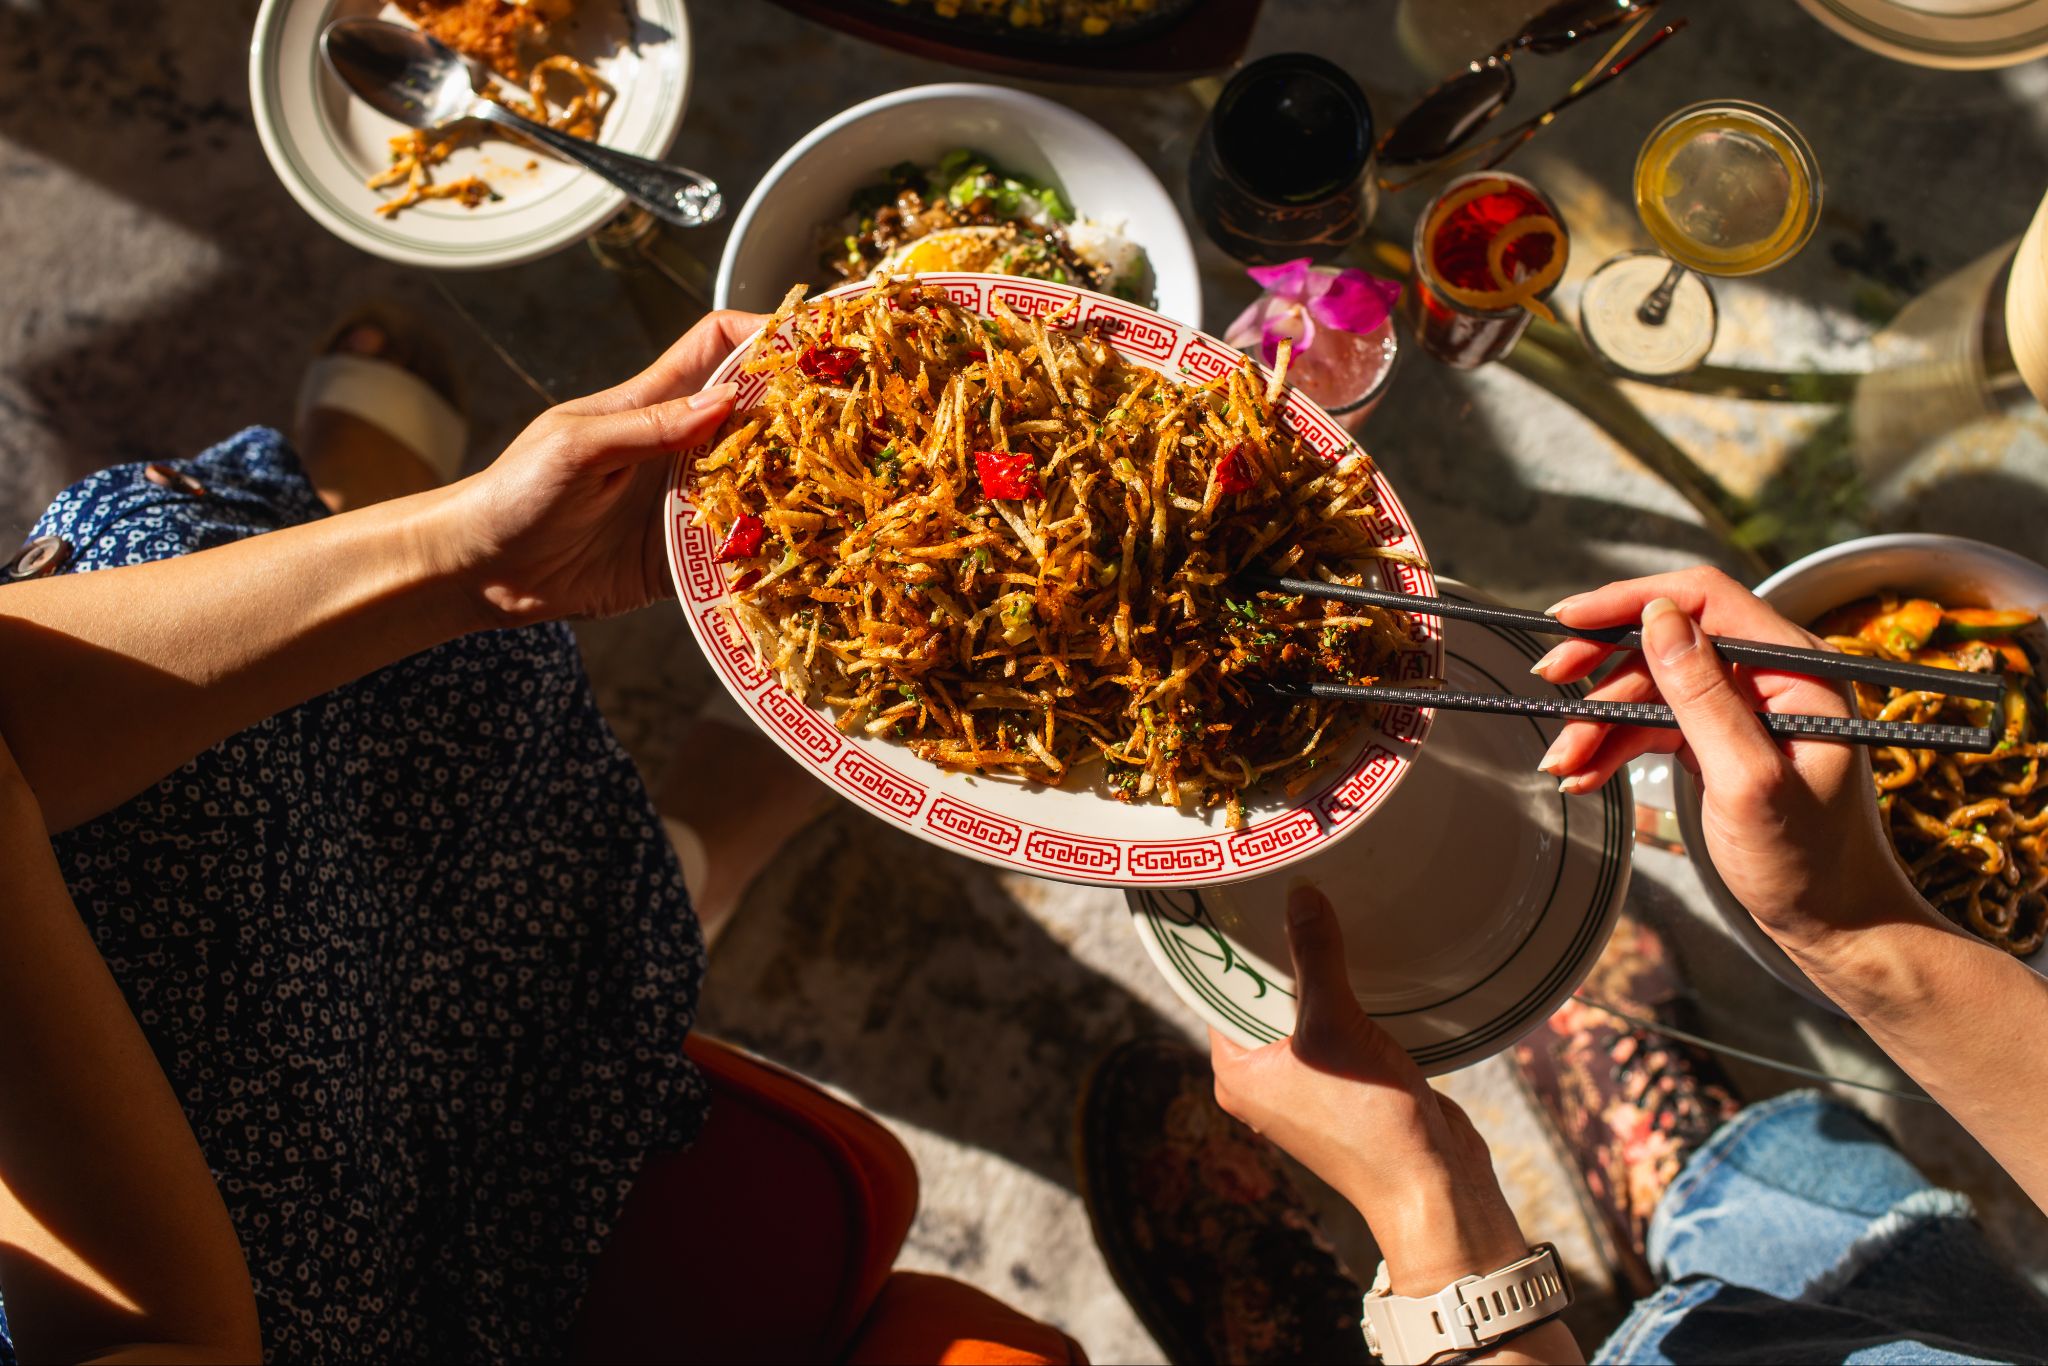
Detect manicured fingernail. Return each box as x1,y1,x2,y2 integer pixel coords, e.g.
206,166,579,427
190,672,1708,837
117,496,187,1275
1529,644,1567,677
1558,774,1587,795
1537,733,1571,773
1287,885,1323,927
689,381,739,410
1640,597,1698,664
1545,594,1580,617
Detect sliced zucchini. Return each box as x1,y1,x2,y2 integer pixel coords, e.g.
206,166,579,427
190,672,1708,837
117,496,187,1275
1938,607,2040,641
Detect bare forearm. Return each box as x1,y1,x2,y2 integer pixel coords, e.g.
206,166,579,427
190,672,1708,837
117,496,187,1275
0,784,260,1360
1794,914,2048,1212
1368,1179,1584,1364
1474,1320,1581,1363
0,483,476,832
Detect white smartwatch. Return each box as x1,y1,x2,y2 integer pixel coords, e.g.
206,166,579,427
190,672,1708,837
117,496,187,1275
1360,1243,1571,1364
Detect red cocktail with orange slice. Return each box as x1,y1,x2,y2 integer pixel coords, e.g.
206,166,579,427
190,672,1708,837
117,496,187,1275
1404,172,1568,369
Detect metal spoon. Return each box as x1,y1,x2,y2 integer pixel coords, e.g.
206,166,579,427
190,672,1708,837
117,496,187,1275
320,18,722,229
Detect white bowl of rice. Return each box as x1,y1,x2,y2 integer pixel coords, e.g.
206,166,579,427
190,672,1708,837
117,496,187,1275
715,83,1202,326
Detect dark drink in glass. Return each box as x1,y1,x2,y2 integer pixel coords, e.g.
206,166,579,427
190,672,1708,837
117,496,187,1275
1189,54,1377,266
1404,172,1567,369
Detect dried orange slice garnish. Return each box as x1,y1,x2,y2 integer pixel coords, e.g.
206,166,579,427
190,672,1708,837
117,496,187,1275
1422,179,1565,319
1485,217,1566,322
1420,176,1513,257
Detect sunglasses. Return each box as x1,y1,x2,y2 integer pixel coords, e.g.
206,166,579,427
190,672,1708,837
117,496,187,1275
1378,0,1682,184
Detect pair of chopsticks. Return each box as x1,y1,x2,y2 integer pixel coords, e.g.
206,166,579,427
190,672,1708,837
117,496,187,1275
1240,574,2006,756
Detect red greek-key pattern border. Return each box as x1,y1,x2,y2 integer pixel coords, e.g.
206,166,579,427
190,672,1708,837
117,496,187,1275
1023,830,1122,877
833,748,926,822
986,278,1079,326
1317,743,1402,829
756,685,840,765
1127,837,1227,881
695,607,769,691
1176,334,1238,384
925,795,1023,857
1080,297,1177,361
663,273,1443,886
1227,808,1323,874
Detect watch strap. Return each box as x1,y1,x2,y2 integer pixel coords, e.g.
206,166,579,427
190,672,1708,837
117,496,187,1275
1361,1243,1571,1364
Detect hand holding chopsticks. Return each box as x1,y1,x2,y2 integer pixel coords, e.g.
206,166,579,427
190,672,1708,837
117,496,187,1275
1241,571,2006,756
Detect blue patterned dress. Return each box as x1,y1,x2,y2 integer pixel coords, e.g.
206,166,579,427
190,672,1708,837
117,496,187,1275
0,428,709,1361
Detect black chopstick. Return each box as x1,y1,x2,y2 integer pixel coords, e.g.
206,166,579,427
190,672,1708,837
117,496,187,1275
1275,681,2000,756
1239,573,2007,705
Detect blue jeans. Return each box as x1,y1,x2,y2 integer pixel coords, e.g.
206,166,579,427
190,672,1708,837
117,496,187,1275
1596,1091,2048,1363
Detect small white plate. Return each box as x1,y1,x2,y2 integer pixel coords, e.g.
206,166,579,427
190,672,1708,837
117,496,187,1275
1127,582,1631,1075
1796,0,2048,68
250,0,692,269
715,83,1202,326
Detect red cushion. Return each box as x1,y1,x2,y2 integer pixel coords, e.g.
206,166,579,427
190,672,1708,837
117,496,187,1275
572,1036,919,1364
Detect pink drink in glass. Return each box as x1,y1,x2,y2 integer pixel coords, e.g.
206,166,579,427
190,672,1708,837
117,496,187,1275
1282,316,1398,430
1224,262,1401,433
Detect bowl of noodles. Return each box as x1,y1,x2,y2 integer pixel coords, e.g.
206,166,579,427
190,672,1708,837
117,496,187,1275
1678,533,2048,1007
667,272,1440,888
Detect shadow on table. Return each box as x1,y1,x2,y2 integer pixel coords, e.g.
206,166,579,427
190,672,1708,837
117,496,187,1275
694,806,1183,1196
0,0,537,538
1734,407,2048,568
1875,467,2048,566
1364,352,1743,599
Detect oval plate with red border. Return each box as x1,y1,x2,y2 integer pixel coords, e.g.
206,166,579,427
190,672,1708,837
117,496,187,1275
664,272,1441,888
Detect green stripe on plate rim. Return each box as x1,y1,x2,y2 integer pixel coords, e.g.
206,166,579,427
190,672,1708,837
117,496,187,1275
1407,772,1624,1065
262,0,684,258
1142,776,1624,1062
1155,896,1286,1044
1353,646,1572,1018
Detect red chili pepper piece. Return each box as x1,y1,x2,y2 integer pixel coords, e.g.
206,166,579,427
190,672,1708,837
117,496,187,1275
712,513,766,563
965,348,987,363
798,344,862,384
974,449,1041,500
1215,443,1256,495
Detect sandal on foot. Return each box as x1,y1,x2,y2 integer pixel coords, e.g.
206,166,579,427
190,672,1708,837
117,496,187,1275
1511,914,1741,1298
297,306,468,485
1076,1037,1370,1366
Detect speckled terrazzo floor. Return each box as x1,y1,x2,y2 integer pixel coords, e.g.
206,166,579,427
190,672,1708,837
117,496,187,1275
6,2,2048,1363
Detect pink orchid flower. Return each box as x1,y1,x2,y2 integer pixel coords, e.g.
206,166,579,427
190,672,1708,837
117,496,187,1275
1224,258,1402,368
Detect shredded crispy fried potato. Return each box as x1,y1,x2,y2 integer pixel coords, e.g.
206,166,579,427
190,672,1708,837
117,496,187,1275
688,281,1419,827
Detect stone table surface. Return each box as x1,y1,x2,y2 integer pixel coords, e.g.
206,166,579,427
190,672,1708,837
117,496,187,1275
436,0,2048,1352
5,1,2048,1362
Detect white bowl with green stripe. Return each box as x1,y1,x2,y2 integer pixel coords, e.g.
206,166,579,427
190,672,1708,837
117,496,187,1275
252,0,692,269
1127,582,1631,1075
